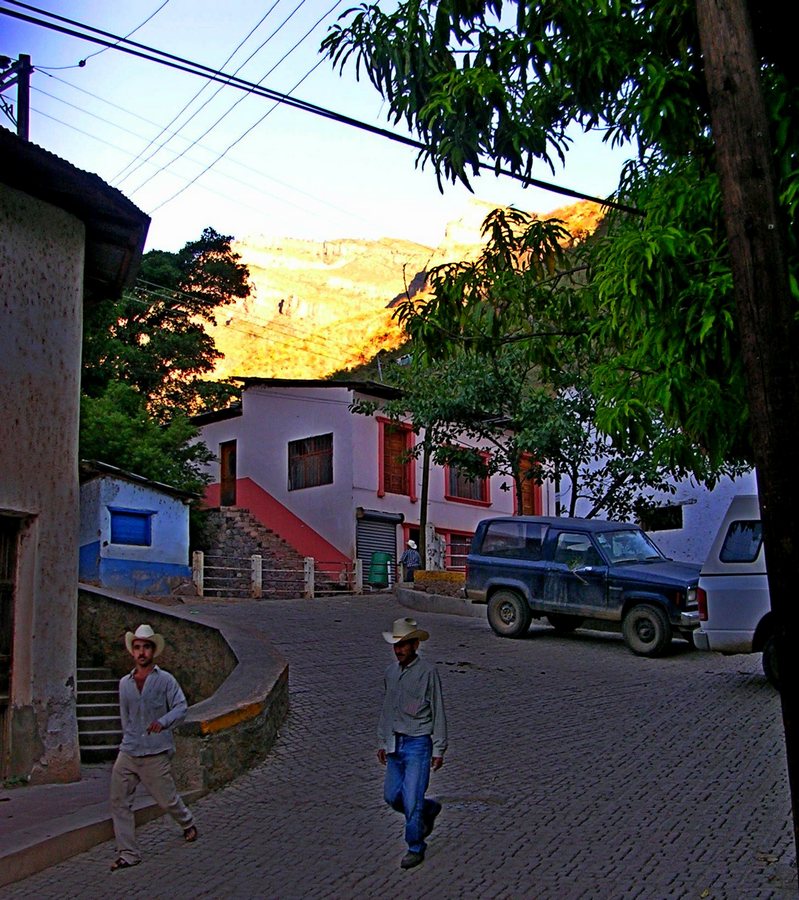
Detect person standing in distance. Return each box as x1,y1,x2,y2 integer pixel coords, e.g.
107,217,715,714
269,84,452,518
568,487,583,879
399,539,421,582
109,624,198,870
377,617,447,870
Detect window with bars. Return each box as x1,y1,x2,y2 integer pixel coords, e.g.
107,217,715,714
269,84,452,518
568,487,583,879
288,433,333,491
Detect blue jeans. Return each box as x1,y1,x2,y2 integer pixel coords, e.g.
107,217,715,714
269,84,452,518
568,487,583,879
384,734,435,853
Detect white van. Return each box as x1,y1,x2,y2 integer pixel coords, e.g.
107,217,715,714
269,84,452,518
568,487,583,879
693,495,777,687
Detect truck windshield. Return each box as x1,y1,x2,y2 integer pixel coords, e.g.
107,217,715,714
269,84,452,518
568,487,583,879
594,529,664,564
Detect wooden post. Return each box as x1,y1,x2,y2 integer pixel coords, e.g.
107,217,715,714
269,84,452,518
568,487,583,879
304,557,314,599
192,550,204,597
251,554,262,599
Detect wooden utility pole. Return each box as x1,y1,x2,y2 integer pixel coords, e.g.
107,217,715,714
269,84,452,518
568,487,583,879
696,0,799,875
0,54,31,140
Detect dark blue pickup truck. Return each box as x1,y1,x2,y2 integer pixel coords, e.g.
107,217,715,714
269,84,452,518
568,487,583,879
465,516,701,657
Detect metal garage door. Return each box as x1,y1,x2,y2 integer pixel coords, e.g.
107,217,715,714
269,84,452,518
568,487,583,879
356,508,403,583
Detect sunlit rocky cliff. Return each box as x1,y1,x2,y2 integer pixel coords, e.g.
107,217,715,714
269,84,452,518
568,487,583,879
207,199,603,381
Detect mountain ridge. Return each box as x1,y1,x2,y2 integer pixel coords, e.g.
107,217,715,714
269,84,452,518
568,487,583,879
206,199,603,381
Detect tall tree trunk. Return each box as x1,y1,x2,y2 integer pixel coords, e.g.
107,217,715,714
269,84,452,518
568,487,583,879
418,434,432,566
696,0,799,871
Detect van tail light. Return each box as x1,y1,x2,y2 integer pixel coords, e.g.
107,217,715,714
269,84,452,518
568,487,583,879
696,587,708,621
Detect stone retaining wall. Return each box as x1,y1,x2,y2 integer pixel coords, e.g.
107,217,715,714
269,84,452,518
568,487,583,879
77,586,289,793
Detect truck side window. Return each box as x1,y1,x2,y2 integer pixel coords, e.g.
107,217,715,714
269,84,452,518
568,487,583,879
481,521,545,559
719,520,763,562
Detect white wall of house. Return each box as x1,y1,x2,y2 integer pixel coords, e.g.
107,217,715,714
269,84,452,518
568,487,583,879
638,471,758,564
0,183,84,783
198,383,518,560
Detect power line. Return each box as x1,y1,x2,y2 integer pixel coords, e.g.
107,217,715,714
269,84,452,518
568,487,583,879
133,0,339,204
0,0,641,215
113,0,285,186
34,72,384,232
79,0,172,65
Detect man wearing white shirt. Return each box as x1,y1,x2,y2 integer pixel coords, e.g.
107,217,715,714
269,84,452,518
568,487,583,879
109,624,197,871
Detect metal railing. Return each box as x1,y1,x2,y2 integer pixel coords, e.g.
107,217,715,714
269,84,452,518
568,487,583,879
192,552,364,599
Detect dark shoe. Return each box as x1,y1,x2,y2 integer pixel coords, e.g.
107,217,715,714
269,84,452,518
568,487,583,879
400,850,425,870
423,800,442,838
183,825,198,843
110,857,140,871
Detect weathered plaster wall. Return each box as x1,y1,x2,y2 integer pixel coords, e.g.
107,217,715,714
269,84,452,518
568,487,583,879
0,183,84,783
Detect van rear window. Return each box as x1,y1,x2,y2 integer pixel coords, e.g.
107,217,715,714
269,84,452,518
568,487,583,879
480,521,546,560
719,520,763,562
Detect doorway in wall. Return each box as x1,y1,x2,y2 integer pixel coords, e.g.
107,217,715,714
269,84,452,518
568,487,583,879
0,516,18,779
220,440,237,506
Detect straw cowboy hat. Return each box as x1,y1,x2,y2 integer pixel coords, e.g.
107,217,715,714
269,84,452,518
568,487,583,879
125,623,165,658
382,617,430,644
407,540,417,550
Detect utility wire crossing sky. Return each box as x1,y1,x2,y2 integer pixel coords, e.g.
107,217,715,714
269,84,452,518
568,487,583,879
1,0,631,252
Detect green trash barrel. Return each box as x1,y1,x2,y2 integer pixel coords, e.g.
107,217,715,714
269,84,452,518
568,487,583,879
368,551,393,587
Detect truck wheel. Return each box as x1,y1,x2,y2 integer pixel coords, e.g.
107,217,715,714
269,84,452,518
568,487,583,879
487,590,532,638
547,614,581,633
622,604,672,657
762,635,780,689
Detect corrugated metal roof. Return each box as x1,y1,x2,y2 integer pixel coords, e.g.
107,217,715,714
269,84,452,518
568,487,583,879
0,126,150,300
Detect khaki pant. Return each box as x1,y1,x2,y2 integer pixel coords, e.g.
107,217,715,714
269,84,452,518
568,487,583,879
110,751,194,863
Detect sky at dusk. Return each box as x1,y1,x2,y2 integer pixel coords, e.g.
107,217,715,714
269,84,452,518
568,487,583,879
2,0,632,252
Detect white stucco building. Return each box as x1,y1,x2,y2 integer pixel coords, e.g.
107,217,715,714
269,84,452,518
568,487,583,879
195,379,544,574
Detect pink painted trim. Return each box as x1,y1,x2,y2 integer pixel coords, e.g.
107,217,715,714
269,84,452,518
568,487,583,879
203,478,349,565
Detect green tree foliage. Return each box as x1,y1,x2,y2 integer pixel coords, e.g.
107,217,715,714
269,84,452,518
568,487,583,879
80,227,250,492
79,382,214,495
323,0,798,470
83,227,251,418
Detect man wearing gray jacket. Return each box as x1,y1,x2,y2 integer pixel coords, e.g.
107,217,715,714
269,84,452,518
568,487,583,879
377,617,447,870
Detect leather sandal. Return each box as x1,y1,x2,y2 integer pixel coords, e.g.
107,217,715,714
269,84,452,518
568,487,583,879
110,857,139,871
183,825,198,842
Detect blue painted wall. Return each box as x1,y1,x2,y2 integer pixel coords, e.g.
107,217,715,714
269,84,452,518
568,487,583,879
80,474,191,596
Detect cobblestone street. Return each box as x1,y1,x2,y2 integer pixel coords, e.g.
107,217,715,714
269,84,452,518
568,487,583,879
4,595,795,899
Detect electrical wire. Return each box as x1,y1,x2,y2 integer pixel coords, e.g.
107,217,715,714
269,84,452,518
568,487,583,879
146,55,327,213
34,72,385,231
113,0,285,186
0,0,640,215
132,0,339,203
79,0,172,65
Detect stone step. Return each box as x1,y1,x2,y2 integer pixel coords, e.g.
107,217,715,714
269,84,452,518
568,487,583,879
77,715,122,732
79,727,123,747
77,688,119,705
76,667,122,763
81,744,119,763
76,701,119,714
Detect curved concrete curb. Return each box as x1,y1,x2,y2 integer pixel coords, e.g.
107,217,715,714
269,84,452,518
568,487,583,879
78,586,290,795
395,585,486,619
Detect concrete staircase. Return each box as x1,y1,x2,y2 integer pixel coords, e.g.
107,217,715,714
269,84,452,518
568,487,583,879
203,508,310,599
76,666,121,763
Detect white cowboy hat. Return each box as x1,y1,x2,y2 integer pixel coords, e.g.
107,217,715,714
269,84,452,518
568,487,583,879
407,540,417,550
125,623,165,658
382,617,429,644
